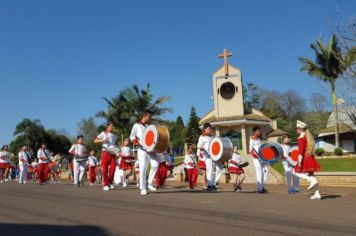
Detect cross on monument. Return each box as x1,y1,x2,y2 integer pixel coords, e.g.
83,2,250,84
218,48,233,78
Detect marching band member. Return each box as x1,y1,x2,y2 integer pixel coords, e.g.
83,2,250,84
228,146,245,192
197,123,214,191
69,135,88,188
87,150,98,186
0,145,11,183
18,145,31,184
120,139,133,187
281,134,300,194
156,148,169,189
130,112,155,195
249,126,269,193
95,122,117,192
37,143,51,185
294,120,321,200
184,145,198,189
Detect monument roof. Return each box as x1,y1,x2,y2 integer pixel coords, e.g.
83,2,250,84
199,113,271,125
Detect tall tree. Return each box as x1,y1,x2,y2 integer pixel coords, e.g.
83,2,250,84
279,90,306,130
13,118,46,153
96,83,171,138
299,34,356,147
185,107,200,146
243,82,262,109
169,116,186,148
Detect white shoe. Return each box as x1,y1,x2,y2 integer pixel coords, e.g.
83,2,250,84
140,189,148,195
310,192,321,200
148,185,157,192
90,183,94,186
122,182,128,188
23,181,27,184
136,183,139,187
109,184,115,190
307,178,318,190
103,186,110,191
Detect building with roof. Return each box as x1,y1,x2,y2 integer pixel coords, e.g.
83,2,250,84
199,49,283,155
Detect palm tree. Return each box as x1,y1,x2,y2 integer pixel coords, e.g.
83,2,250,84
13,118,46,152
96,83,171,138
299,34,356,147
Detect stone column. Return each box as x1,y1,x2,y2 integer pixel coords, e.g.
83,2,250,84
241,124,247,156
215,126,220,137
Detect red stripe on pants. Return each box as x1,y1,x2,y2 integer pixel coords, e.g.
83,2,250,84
38,163,49,184
156,162,167,188
89,166,96,184
101,151,116,186
187,168,198,188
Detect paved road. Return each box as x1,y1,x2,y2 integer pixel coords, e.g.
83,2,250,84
1,181,356,236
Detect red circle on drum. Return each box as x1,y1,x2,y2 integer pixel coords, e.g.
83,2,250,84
291,150,299,161
261,147,276,160
212,142,221,156
145,130,155,147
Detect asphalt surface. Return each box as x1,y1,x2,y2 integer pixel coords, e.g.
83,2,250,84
1,181,356,236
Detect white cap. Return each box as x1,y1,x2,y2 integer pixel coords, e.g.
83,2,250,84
296,120,307,129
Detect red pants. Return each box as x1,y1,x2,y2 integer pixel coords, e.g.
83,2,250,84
101,151,116,186
187,168,198,188
156,162,168,188
89,166,96,184
38,163,50,184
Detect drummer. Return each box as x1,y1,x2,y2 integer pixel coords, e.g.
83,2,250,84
281,134,300,194
228,146,245,192
249,126,269,193
130,111,157,195
95,122,117,191
69,135,88,188
119,139,133,188
197,123,214,191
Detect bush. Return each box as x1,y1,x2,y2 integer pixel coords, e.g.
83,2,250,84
315,148,325,156
334,147,343,156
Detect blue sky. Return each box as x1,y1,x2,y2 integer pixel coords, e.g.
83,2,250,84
0,0,355,144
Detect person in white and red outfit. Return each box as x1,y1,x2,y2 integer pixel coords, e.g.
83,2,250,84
120,139,133,187
0,145,11,183
184,145,198,189
130,112,157,195
156,148,169,189
37,143,51,185
294,120,322,200
197,123,214,191
281,134,300,194
228,146,245,192
69,135,88,188
18,145,31,184
87,150,98,186
249,126,268,193
95,122,117,191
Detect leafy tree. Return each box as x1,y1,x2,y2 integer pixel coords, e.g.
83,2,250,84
77,117,101,152
169,116,186,148
244,82,262,109
45,130,72,155
96,83,171,138
299,34,356,147
185,107,200,146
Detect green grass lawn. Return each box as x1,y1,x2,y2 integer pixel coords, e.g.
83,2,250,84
273,158,356,176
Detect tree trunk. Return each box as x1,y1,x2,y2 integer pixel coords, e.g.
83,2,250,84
331,82,340,148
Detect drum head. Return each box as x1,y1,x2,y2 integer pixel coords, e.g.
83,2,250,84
258,143,282,165
209,138,223,161
287,147,299,166
143,125,158,152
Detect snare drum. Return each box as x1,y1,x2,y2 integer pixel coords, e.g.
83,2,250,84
105,145,121,155
208,137,233,163
142,125,170,153
287,146,300,167
258,142,282,165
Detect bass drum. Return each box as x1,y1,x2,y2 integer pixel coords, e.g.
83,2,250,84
142,125,170,153
258,142,282,165
287,146,300,167
208,137,233,163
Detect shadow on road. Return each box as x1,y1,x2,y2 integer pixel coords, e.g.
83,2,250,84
0,223,111,236
321,194,342,200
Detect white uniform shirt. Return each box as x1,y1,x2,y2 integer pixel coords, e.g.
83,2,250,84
281,144,290,161
249,137,261,158
97,131,117,150
0,151,10,163
37,149,51,164
88,156,98,167
184,154,197,169
228,152,242,169
18,151,31,166
197,135,213,161
121,146,131,157
129,123,147,150
157,153,168,164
